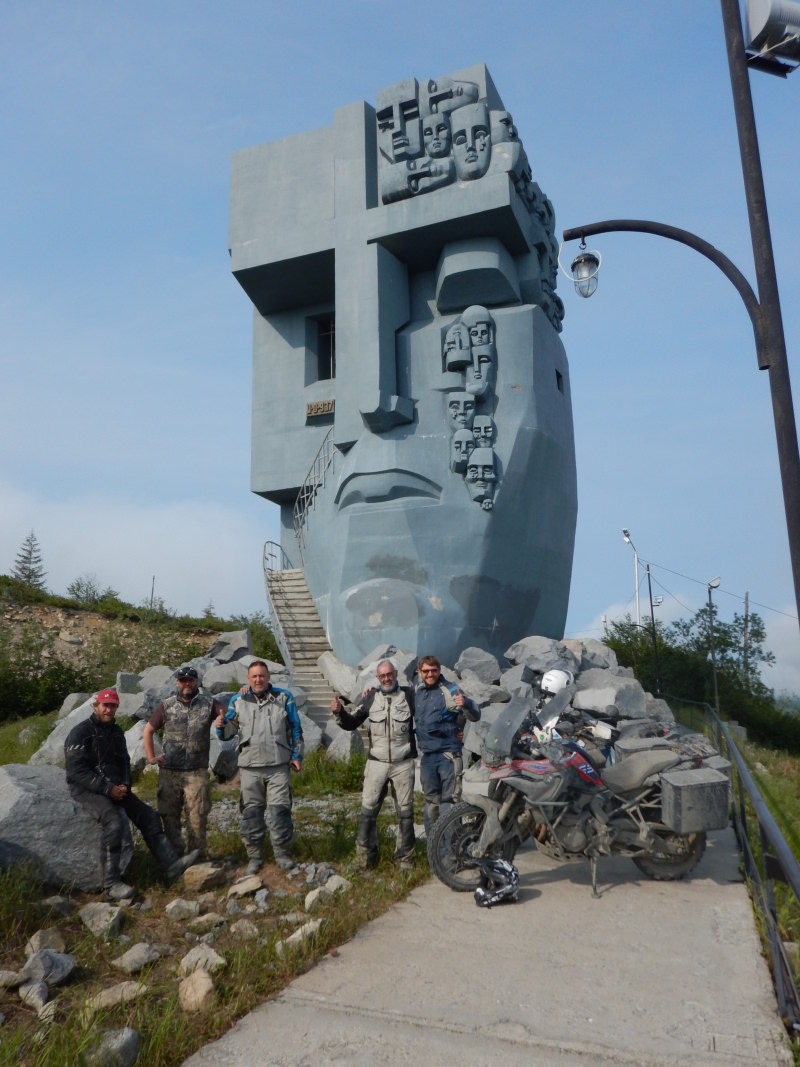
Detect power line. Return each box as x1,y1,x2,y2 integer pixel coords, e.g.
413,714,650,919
640,558,798,624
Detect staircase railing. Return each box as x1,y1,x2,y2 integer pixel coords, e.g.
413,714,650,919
262,540,292,670
292,426,337,557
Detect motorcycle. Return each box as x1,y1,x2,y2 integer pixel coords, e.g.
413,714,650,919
429,699,729,897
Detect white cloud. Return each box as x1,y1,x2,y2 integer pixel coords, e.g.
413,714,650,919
0,477,280,620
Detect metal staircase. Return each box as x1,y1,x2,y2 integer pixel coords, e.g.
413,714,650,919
263,542,334,730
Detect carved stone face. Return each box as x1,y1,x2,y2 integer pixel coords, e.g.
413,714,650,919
466,447,496,509
451,102,491,180
447,392,477,431
423,114,451,159
472,415,494,445
450,429,477,473
376,80,422,163
466,349,496,398
490,109,518,143
443,322,471,371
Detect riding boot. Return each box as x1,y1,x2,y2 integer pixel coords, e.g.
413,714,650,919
245,841,264,876
145,828,200,883
395,816,416,870
102,846,135,901
356,812,378,869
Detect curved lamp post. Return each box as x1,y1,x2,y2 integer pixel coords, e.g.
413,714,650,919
562,0,800,638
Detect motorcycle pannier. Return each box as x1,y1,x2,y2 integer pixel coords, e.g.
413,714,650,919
660,767,730,833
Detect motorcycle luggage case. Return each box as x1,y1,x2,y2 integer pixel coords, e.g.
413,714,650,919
660,767,730,833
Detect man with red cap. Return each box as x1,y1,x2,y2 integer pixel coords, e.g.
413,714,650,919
65,688,199,900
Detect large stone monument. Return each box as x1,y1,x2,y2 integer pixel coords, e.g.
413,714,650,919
229,66,577,664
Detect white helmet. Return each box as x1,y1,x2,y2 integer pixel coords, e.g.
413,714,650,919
540,668,574,697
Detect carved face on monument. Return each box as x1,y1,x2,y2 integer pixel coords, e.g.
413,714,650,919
447,392,477,432
461,305,496,398
472,415,494,445
450,429,477,473
443,321,471,371
423,114,451,159
466,447,496,510
376,80,422,163
451,101,491,180
490,110,518,143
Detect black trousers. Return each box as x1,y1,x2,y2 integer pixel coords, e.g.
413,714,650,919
74,789,161,851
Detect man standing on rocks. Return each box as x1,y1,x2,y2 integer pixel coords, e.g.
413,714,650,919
65,689,200,900
414,655,480,835
142,666,227,859
330,659,417,870
219,661,303,873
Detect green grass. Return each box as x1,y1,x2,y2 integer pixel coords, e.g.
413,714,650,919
0,755,429,1066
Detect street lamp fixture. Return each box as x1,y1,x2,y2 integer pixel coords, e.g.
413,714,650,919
570,241,601,298
622,528,640,627
707,577,722,717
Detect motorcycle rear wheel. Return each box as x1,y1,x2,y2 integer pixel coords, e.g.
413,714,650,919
632,830,707,881
427,802,519,892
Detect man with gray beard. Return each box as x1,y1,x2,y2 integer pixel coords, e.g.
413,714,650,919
331,660,416,870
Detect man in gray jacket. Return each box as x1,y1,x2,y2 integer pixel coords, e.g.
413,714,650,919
220,661,303,873
331,660,416,870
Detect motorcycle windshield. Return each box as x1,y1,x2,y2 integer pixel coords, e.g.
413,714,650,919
481,700,534,766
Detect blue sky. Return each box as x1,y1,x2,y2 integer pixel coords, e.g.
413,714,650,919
2,2,799,691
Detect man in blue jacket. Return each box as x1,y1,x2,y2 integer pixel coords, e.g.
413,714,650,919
219,661,303,873
414,654,480,835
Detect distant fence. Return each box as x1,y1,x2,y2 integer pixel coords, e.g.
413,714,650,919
679,699,800,1037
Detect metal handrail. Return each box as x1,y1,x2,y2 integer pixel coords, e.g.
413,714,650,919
261,541,292,670
680,700,800,1035
292,427,337,555
263,540,292,573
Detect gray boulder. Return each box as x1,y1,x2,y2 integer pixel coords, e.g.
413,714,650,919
455,647,501,685
572,668,647,717
136,665,176,692
206,630,253,664
498,664,535,701
317,652,359,699
202,661,250,694
503,636,580,675
456,669,510,708
209,734,239,781
0,765,132,891
298,712,323,756
29,698,94,767
561,638,618,672
325,727,365,762
57,693,90,719
114,672,142,695
115,692,148,721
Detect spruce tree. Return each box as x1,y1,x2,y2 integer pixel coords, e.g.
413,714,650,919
12,530,47,590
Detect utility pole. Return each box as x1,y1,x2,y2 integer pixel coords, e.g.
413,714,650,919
742,590,750,690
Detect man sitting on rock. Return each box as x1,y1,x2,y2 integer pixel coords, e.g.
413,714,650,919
65,688,200,900
330,659,417,871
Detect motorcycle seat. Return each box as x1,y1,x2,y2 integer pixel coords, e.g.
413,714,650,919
602,750,680,794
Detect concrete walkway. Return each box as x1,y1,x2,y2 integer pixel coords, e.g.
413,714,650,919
183,828,794,1067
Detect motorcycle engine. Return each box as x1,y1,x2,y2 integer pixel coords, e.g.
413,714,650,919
559,813,589,853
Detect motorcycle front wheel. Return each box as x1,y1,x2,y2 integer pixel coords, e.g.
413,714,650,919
427,801,519,892
632,830,707,881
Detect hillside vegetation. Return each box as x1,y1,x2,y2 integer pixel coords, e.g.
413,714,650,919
0,574,280,722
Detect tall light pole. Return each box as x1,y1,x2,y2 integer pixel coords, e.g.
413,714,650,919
708,576,722,716
562,0,800,640
622,528,640,627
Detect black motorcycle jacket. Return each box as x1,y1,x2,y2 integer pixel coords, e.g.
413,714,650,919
64,713,131,797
